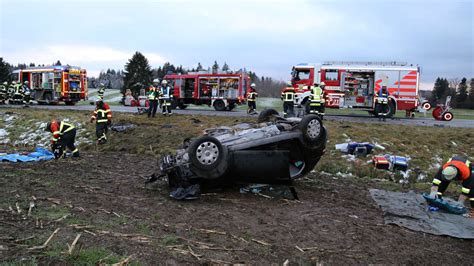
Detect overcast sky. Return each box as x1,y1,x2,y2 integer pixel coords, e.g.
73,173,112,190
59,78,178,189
1,0,473,89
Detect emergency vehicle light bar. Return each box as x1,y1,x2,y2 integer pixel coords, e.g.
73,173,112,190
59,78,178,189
323,61,409,66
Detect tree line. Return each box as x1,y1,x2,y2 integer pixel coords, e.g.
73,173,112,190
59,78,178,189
430,77,474,109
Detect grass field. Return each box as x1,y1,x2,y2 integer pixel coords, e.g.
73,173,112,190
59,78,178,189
1,108,473,188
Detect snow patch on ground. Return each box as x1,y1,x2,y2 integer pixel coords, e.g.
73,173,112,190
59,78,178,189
399,169,412,184
336,172,354,178
431,155,442,169
417,173,427,181
341,154,357,162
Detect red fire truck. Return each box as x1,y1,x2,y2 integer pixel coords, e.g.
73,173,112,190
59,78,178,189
289,61,423,117
164,72,249,111
11,65,88,105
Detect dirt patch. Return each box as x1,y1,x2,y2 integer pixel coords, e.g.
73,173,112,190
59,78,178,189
1,152,472,264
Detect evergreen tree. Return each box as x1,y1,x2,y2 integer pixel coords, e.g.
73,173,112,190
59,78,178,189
212,61,219,74
196,62,203,71
29,63,35,67
222,62,229,72
123,52,153,95
469,78,474,109
0,58,11,82
455,77,468,108
54,60,62,66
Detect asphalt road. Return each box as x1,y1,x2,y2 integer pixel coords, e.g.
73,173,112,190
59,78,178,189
1,104,473,128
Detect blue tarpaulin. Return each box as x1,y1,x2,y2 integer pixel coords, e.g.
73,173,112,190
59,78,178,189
0,148,54,162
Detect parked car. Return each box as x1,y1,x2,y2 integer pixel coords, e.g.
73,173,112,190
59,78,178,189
156,109,327,192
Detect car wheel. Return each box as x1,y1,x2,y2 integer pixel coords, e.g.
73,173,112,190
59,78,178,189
299,115,323,145
442,111,453,121
422,102,432,111
213,100,226,111
257,108,279,123
188,136,228,179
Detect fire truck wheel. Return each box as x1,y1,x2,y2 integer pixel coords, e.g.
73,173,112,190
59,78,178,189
386,100,396,118
257,108,280,123
65,101,76,106
442,112,454,121
170,100,178,110
178,102,188,109
213,100,226,111
299,114,323,145
44,93,52,104
188,136,228,179
422,102,432,111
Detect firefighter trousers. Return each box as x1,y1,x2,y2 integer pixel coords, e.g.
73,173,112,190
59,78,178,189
58,129,79,157
377,103,389,117
162,100,172,114
248,101,256,112
148,100,158,117
310,105,325,115
283,102,294,117
96,122,108,144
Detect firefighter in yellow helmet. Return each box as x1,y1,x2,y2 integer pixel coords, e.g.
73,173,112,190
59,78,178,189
309,82,325,118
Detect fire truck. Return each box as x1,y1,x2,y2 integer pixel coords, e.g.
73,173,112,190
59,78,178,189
11,65,88,105
289,61,423,117
164,72,249,111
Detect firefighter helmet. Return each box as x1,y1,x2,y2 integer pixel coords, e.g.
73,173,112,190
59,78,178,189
24,81,29,85
320,82,326,86
12,81,16,85
250,83,256,88
99,83,105,87
2,82,7,85
153,78,160,84
442,166,457,180
161,80,168,85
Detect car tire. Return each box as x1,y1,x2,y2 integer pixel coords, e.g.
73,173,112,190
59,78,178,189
213,100,226,111
386,100,396,118
442,111,453,121
422,102,432,111
299,115,323,145
257,108,279,123
188,136,228,179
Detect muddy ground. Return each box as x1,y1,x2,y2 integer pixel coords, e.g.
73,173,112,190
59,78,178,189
1,152,472,264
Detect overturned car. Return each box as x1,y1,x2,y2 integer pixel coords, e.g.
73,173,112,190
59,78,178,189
155,109,327,198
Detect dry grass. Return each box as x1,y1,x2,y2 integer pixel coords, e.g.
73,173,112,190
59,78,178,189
1,108,473,186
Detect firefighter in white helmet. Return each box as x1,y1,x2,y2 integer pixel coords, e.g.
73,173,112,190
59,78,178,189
247,83,258,114
159,80,172,116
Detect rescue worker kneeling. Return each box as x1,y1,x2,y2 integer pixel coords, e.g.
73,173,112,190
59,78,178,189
429,156,474,218
90,98,112,144
45,120,79,159
309,82,325,117
281,82,295,118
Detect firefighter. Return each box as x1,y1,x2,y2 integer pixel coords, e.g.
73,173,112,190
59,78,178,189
0,81,7,104
147,84,159,118
309,82,325,118
281,82,295,118
8,81,16,101
90,98,112,144
429,156,474,217
44,120,79,159
159,80,172,116
12,81,24,104
22,81,31,106
376,86,390,121
247,83,258,114
97,83,106,99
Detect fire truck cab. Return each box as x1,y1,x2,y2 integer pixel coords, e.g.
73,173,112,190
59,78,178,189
12,65,88,105
164,72,249,111
290,62,421,117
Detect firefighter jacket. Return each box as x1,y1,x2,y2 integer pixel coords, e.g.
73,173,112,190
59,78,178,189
376,88,389,104
14,83,23,95
147,87,158,100
310,86,324,106
432,156,473,197
247,91,258,101
48,121,75,144
91,102,112,124
0,84,7,94
159,86,172,100
281,88,295,102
